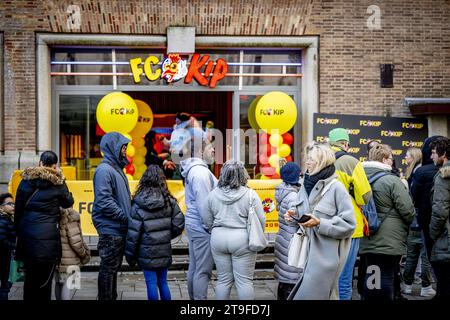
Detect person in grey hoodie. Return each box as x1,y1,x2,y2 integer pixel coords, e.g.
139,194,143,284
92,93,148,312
274,162,302,300
92,132,132,300
203,160,266,300
179,131,218,300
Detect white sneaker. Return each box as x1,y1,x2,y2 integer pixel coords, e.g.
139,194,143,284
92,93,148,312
402,283,412,294
420,285,436,297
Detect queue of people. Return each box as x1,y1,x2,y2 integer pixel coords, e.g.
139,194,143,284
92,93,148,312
1,126,449,301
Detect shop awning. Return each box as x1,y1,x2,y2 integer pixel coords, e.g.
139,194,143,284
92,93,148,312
404,98,450,116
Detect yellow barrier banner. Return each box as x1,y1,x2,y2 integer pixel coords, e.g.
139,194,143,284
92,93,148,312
9,169,282,236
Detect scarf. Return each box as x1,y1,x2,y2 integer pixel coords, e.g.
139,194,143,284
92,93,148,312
304,164,336,196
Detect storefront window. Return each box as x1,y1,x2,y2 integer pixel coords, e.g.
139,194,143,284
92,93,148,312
59,95,103,180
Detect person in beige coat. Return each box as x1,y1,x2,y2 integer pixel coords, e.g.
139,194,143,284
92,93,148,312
54,207,90,300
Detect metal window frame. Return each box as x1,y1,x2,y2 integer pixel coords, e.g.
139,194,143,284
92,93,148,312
0,32,3,154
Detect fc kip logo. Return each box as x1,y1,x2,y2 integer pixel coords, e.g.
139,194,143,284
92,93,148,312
110,108,135,115
402,122,424,129
402,141,423,147
381,130,403,137
317,117,339,125
260,109,285,116
262,198,275,214
161,54,188,83
360,120,382,127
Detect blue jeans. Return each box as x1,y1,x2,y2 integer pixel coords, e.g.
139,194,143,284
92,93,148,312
143,268,171,300
339,238,360,300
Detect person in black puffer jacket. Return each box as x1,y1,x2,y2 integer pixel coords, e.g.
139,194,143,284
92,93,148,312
15,151,74,301
0,193,15,300
125,165,185,300
410,135,443,259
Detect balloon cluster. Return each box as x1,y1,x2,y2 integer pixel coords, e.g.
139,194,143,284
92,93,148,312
248,91,298,180
96,92,153,180
258,132,294,180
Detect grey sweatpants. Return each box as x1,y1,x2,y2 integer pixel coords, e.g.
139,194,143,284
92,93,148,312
186,223,214,300
210,227,257,300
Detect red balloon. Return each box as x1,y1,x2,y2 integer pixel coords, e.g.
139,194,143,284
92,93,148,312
125,164,136,176
127,156,133,164
271,173,280,179
260,165,276,176
282,133,294,146
285,155,293,162
260,133,271,144
259,154,269,165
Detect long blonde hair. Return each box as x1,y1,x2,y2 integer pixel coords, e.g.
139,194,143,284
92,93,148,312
405,147,422,179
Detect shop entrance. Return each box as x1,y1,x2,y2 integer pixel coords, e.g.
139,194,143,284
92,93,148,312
125,91,233,178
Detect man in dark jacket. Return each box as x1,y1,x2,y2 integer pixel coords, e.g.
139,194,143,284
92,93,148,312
429,137,450,299
92,132,132,300
15,151,74,300
410,135,443,258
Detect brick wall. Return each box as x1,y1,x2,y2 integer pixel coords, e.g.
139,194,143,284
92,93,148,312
1,0,449,152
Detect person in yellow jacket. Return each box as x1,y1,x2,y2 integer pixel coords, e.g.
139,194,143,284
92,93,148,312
328,128,372,300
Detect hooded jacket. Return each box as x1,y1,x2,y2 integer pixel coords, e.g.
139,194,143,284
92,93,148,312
203,186,265,231
125,192,185,269
274,182,302,284
410,136,443,230
0,205,15,250
359,161,415,256
430,162,450,262
15,166,74,263
331,146,372,238
92,132,132,236
180,158,217,227
58,208,91,273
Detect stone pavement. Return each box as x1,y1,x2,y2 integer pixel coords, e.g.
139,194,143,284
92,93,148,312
7,270,434,300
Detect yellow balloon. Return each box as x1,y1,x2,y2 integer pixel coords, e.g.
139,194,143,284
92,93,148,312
276,167,280,175
133,155,145,166
247,96,262,131
260,175,271,180
96,92,138,134
278,144,292,158
255,91,297,134
132,137,145,148
136,147,147,157
269,134,283,147
134,171,144,180
129,100,154,138
137,164,147,173
126,174,134,180
269,154,280,168
126,144,135,157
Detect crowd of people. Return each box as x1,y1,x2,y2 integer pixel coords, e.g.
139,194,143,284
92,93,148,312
0,125,449,301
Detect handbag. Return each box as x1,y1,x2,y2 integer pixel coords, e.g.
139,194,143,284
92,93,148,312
247,192,268,252
287,227,309,269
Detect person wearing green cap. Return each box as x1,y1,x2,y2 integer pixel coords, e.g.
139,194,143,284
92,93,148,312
327,128,372,300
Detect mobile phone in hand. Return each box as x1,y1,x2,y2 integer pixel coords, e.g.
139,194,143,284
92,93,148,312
292,214,312,223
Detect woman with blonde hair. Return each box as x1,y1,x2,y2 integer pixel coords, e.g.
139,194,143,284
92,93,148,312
404,147,422,182
285,142,355,300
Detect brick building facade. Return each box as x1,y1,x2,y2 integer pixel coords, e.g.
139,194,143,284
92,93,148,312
0,0,449,190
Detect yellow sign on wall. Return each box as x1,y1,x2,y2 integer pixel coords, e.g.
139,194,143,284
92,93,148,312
10,170,282,236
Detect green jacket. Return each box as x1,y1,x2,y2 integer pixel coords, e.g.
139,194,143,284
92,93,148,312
359,161,415,256
430,162,450,263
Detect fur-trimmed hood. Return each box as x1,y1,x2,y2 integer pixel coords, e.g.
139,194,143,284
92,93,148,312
60,207,81,223
439,163,450,179
21,166,65,185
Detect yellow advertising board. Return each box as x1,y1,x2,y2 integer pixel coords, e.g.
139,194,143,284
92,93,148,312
9,170,282,236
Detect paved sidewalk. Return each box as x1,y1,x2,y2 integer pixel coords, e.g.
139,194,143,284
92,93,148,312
7,271,433,300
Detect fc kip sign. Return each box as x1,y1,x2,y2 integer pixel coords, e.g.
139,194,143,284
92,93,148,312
129,53,228,88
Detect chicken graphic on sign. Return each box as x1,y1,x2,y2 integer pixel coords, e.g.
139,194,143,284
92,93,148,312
161,54,188,83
